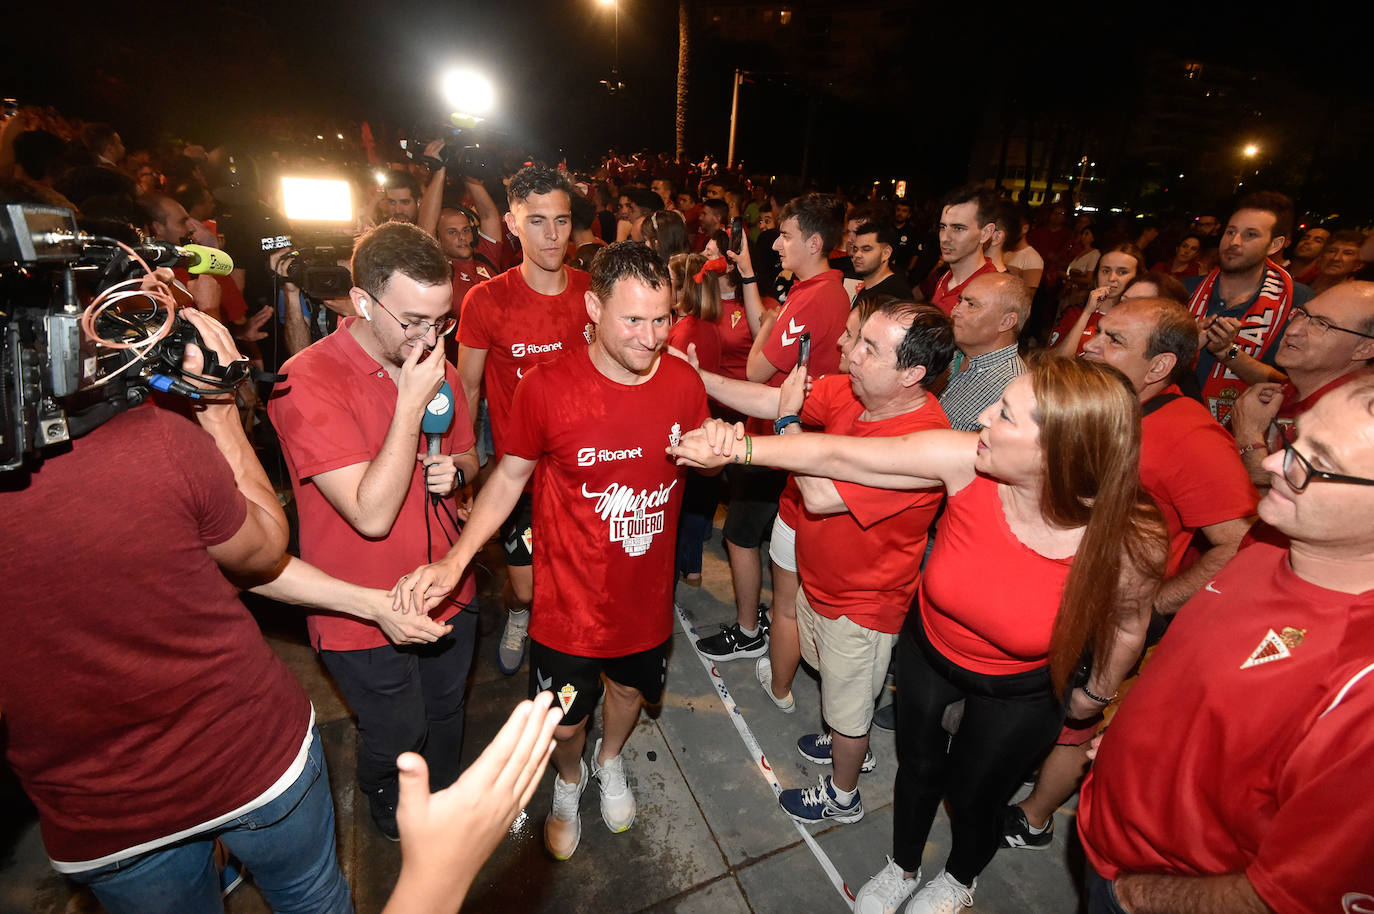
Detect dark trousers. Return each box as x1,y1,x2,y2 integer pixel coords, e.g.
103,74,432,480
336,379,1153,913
892,618,1062,885
321,607,478,802
676,473,719,576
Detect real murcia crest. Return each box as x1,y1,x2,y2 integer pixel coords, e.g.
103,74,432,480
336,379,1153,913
668,422,682,448
1241,626,1306,669
557,684,578,714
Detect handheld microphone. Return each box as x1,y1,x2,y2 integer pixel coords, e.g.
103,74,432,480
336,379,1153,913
422,381,456,504
143,241,235,276
423,381,455,455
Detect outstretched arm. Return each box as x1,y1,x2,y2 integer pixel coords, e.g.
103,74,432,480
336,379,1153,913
670,420,976,492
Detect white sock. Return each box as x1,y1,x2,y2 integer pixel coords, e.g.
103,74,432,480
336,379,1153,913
1026,816,1049,835
508,608,529,621
739,624,759,638
829,779,858,805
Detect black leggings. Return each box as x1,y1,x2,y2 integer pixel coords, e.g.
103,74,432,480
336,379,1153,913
892,618,1063,885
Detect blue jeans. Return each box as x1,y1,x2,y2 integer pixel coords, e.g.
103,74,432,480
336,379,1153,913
69,726,353,914
1086,867,1130,914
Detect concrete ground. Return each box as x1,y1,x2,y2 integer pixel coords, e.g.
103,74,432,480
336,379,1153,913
0,520,1088,914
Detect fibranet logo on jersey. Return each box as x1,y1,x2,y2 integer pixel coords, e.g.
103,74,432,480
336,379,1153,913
510,341,563,358
577,446,645,467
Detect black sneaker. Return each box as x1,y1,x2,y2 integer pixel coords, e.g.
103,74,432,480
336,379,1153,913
1002,804,1053,850
757,604,771,636
696,622,768,660
369,787,401,842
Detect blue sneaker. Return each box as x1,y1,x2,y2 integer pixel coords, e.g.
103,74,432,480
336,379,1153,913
797,732,876,772
778,775,863,824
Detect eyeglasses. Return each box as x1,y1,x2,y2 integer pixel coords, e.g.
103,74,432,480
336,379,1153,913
1279,442,1374,492
1287,307,1374,340
364,293,456,341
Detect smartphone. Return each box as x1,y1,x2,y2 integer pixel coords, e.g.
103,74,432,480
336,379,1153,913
797,331,811,367
730,216,745,253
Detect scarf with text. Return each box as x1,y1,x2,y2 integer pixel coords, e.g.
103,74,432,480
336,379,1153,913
1186,258,1294,423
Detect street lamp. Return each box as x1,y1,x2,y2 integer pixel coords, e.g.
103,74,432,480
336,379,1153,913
1243,143,1259,158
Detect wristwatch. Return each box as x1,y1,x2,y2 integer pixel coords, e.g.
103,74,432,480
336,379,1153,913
1223,343,1241,362
773,415,801,435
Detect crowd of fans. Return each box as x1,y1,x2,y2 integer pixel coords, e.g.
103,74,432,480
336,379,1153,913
3,100,1374,914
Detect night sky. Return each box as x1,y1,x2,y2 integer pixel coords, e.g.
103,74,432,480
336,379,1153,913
10,2,1373,211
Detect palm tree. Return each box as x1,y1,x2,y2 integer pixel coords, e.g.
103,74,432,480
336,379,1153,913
676,0,689,159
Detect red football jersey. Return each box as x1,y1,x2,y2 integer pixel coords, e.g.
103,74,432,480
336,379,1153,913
715,295,753,381
458,266,592,458
502,349,710,656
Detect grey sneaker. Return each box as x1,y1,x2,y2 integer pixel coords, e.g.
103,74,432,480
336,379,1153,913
498,608,529,674
544,760,587,860
591,738,636,832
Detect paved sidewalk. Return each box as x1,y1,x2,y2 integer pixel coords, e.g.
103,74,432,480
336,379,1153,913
0,529,1087,913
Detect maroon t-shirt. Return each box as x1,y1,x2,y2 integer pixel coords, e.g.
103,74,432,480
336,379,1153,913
0,404,311,864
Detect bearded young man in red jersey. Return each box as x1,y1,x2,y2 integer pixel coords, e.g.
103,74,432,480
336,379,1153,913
395,243,713,861
457,165,593,676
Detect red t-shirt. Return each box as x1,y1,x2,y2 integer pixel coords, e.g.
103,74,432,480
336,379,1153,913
794,377,949,633
448,236,502,314
749,269,849,436
930,257,996,315
715,294,753,381
920,474,1073,673
458,266,592,459
269,320,476,651
763,269,848,379
1078,528,1374,914
1046,305,1102,354
1151,259,1202,280
1140,387,1258,575
0,404,311,864
502,349,710,656
668,314,721,373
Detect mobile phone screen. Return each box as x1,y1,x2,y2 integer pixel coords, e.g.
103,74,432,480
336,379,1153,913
797,331,811,367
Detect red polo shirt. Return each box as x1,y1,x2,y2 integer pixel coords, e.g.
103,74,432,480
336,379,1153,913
269,320,476,651
931,257,996,316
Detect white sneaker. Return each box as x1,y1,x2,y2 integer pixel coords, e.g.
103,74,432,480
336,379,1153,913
591,738,636,833
854,857,919,914
756,656,795,712
903,870,976,914
544,760,587,860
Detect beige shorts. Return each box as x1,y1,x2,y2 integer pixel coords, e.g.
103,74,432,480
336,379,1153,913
795,587,897,737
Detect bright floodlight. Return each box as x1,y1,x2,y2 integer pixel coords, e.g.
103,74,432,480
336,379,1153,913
442,69,495,119
281,177,353,223
1243,144,1259,157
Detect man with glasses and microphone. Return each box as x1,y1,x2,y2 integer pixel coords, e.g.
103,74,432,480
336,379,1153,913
269,221,480,841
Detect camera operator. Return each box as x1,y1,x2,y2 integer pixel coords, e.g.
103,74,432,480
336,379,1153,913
0,292,353,913
416,139,503,314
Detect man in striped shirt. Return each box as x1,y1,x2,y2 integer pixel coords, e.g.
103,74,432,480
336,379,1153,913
941,272,1030,431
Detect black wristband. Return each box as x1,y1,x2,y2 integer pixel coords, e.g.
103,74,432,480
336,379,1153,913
1080,684,1115,705
773,415,801,435
739,275,757,285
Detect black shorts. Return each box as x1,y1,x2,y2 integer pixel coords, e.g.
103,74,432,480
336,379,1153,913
529,637,670,726
499,492,534,566
722,465,787,548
